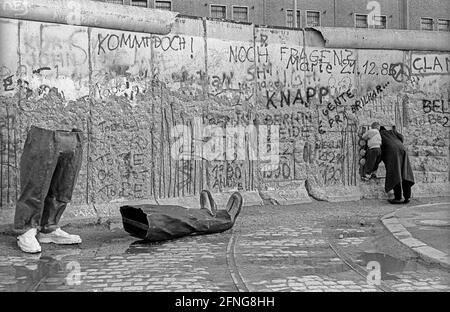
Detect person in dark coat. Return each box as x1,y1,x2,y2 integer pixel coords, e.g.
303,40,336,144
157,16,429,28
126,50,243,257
379,126,415,204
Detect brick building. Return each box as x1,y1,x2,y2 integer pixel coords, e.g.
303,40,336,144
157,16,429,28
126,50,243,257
98,0,449,31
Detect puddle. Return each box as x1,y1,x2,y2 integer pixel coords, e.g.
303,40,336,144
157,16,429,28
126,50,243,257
331,229,372,239
0,248,85,292
7,255,68,291
300,263,350,275
416,220,450,227
243,251,352,275
356,252,418,281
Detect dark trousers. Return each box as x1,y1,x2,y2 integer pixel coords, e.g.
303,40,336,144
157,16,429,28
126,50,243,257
393,180,412,200
364,147,382,175
14,126,83,234
120,192,243,242
121,206,235,242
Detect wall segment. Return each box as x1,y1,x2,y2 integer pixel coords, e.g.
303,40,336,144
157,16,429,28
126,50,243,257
1,12,449,213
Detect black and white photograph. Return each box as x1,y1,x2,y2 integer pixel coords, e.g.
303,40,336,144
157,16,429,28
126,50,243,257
0,0,449,307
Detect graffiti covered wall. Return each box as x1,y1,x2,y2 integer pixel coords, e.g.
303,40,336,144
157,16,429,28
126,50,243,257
1,16,449,210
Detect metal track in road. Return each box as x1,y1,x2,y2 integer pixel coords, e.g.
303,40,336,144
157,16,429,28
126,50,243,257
226,230,395,293
226,233,249,292
28,275,46,292
328,241,394,292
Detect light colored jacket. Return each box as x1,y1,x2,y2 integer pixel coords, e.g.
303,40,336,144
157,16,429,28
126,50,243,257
362,129,382,149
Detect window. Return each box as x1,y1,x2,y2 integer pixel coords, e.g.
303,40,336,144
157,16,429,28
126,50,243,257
104,0,124,4
420,18,434,31
356,14,386,29
155,1,171,10
286,10,301,28
232,6,248,22
131,0,148,7
210,5,226,19
306,10,320,27
355,14,368,28
373,15,386,29
437,19,450,32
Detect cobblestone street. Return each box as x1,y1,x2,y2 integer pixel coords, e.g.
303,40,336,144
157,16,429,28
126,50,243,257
0,197,449,292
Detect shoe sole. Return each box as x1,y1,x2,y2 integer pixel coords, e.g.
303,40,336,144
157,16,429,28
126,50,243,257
38,238,81,245
388,200,404,205
17,242,41,254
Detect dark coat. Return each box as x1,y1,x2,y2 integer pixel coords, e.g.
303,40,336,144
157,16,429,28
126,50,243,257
380,127,415,193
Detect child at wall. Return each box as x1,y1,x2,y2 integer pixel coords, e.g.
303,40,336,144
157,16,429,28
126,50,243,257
362,122,382,181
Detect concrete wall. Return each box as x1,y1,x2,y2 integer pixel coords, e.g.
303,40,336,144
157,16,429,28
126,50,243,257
0,15,449,214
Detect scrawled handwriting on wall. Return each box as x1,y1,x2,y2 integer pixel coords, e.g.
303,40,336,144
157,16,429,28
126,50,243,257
97,33,192,54
422,99,450,128
412,54,450,75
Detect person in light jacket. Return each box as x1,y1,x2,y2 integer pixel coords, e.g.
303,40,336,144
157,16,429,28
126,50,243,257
362,122,382,181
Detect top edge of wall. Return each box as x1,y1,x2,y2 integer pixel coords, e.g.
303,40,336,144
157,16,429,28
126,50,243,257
178,15,449,52
0,0,178,35
2,0,449,52
311,27,450,52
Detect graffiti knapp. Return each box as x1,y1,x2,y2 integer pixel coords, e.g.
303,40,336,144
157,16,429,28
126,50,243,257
266,86,330,109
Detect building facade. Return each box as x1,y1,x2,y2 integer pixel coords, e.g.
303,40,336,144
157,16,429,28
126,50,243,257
98,0,449,31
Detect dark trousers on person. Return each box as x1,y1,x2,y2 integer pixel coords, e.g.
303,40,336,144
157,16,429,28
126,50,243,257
14,126,83,235
393,180,412,201
364,147,382,175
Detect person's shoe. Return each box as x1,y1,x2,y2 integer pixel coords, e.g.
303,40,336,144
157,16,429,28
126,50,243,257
403,198,410,204
362,174,371,181
38,228,82,245
17,228,41,253
388,199,404,205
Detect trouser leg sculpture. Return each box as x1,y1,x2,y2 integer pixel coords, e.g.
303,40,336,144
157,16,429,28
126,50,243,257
120,191,243,242
14,126,83,252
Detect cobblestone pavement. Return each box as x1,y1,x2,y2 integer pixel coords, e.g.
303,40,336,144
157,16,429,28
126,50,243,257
0,197,449,292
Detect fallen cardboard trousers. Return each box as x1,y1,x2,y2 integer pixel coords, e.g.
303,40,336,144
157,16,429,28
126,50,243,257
120,190,242,242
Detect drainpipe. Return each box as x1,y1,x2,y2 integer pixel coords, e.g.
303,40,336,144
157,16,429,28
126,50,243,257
400,0,409,30
333,0,336,27
0,0,178,34
404,0,409,30
263,0,266,25
293,0,297,28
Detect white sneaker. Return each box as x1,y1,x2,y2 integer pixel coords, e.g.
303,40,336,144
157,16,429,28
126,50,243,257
17,228,41,253
38,228,82,245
